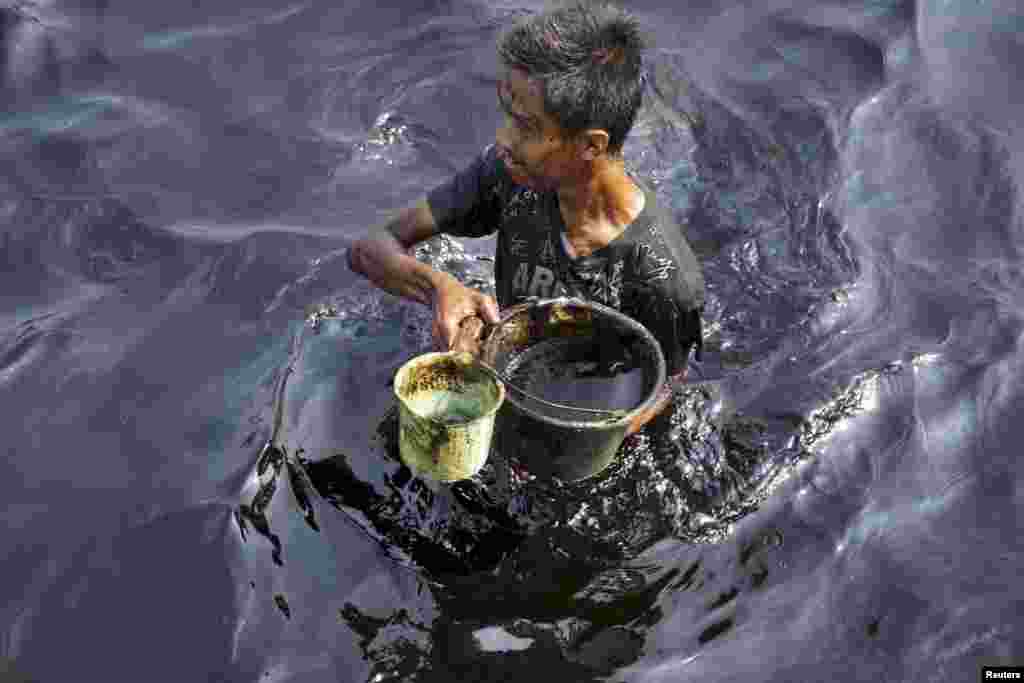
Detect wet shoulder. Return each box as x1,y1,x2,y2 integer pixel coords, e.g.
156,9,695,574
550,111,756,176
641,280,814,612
622,186,705,310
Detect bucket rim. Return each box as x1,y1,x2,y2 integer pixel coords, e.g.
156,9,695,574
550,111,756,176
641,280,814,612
393,350,507,426
481,296,667,430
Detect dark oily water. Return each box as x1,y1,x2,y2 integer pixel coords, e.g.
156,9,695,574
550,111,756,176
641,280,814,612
507,338,649,413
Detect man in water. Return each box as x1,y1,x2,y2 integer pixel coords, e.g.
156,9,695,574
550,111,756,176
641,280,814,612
349,0,704,434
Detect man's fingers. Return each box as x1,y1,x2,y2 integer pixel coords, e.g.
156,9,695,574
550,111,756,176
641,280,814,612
478,295,500,325
439,316,459,350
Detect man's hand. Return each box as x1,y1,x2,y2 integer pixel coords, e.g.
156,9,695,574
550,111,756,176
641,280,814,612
431,277,500,352
625,367,686,436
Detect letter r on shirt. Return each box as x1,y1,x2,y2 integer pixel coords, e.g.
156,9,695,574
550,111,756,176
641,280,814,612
528,265,555,297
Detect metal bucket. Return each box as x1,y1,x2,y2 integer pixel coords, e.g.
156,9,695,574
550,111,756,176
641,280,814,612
481,297,666,481
393,351,505,482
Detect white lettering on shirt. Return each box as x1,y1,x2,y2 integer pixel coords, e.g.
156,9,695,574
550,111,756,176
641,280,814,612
539,236,557,264
527,265,555,298
510,263,571,299
509,235,528,257
512,262,531,293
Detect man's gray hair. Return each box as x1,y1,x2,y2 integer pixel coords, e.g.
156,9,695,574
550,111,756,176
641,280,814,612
497,1,648,155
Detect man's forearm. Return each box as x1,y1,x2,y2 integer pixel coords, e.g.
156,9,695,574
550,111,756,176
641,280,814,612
348,233,455,306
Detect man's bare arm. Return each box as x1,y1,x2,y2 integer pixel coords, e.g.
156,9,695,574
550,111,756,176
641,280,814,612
347,199,460,306
348,198,499,349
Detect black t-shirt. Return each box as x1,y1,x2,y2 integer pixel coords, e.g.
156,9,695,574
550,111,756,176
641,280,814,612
427,144,704,376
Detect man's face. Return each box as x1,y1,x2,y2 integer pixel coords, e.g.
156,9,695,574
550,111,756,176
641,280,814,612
494,67,591,191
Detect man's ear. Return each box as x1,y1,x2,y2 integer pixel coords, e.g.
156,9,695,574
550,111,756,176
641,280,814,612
579,129,610,160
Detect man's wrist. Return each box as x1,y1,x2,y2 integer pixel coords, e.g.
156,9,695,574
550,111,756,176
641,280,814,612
421,265,457,302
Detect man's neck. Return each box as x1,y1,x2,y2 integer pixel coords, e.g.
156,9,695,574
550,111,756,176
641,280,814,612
556,157,644,244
